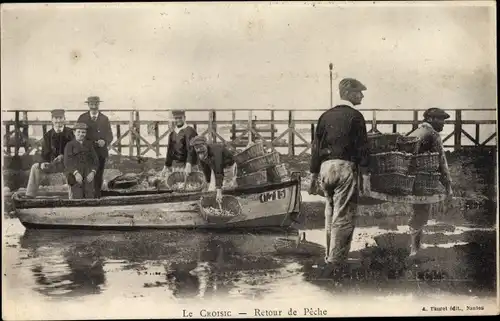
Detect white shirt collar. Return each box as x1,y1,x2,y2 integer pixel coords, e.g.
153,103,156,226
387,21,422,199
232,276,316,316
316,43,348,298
338,99,355,108
90,111,100,118
173,123,189,134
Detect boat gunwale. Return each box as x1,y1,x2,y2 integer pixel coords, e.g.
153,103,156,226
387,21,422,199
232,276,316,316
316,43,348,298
12,179,301,209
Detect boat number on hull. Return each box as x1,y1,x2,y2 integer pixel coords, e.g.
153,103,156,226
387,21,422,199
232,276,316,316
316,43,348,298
259,189,286,203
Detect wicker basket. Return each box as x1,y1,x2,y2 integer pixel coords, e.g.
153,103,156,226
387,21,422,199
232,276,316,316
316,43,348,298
397,136,421,154
236,170,267,187
411,152,440,173
370,173,416,196
413,172,441,196
369,151,412,174
266,164,290,183
166,171,207,191
368,133,400,153
199,195,243,224
239,152,280,174
233,141,266,164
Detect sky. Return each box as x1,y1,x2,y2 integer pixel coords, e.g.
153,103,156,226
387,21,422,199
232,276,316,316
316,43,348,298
1,2,497,119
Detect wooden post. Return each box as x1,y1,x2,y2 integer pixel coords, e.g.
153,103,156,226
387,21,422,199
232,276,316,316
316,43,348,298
6,124,11,156
208,110,214,144
412,110,419,131
475,123,480,146
231,110,236,141
310,124,315,143
211,110,217,143
14,111,20,156
193,123,197,132
270,110,275,141
288,110,295,156
247,110,253,146
22,111,29,152
154,121,160,156
371,110,377,133
392,123,397,133
129,111,134,157
454,110,462,151
135,110,141,156
116,124,122,155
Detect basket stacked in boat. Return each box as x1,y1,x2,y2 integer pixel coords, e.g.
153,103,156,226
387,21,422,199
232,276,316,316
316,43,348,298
199,195,243,224
233,141,289,187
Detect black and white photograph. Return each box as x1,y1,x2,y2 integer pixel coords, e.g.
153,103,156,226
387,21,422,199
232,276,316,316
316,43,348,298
1,1,498,319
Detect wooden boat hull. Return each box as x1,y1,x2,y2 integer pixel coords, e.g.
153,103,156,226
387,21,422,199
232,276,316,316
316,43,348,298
12,179,302,231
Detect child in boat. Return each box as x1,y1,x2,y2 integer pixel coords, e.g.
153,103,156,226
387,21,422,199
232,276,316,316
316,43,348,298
64,122,99,199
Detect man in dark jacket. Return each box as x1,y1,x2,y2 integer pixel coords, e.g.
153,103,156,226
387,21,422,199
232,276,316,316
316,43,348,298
408,107,453,257
162,110,198,176
308,78,370,277
77,96,113,197
64,122,99,199
25,109,74,197
189,136,235,203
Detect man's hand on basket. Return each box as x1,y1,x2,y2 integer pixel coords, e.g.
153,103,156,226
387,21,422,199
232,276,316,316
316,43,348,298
308,173,319,196
216,189,223,204
161,165,171,177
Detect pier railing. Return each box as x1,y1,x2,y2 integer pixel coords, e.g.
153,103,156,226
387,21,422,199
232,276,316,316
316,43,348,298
2,108,497,158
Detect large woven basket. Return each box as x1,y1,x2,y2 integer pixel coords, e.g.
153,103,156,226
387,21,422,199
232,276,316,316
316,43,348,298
236,170,267,187
166,171,207,192
413,172,441,196
368,133,400,153
411,152,440,173
199,195,243,224
239,152,280,174
266,164,290,183
370,173,415,196
397,136,421,154
369,151,412,174
233,141,266,164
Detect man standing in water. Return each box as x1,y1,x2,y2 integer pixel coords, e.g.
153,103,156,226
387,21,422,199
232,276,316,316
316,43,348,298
162,110,198,176
77,96,113,198
25,109,74,198
408,108,453,257
308,78,370,278
189,136,235,204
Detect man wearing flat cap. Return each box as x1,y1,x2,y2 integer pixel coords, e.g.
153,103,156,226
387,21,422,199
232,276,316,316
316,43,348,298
77,96,113,198
407,107,453,257
162,109,198,176
25,109,74,198
308,77,370,278
64,122,99,199
189,135,235,204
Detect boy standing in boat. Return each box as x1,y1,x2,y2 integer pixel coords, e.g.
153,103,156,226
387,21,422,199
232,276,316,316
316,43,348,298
77,96,113,198
162,110,198,176
308,78,370,278
25,109,74,198
408,108,453,257
189,136,235,203
64,123,99,199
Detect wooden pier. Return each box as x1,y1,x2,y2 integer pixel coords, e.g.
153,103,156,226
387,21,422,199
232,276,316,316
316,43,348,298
2,108,497,158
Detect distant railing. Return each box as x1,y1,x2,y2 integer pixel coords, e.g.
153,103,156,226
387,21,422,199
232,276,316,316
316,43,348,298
2,108,497,157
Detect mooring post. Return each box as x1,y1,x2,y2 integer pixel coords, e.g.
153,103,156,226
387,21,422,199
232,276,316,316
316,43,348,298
247,110,253,146
454,109,462,151
129,111,134,157
135,110,141,156
211,110,217,143
288,110,295,156
154,121,160,156
14,111,20,156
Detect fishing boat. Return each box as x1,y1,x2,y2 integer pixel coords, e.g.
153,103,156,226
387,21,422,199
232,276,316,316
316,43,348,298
11,174,303,231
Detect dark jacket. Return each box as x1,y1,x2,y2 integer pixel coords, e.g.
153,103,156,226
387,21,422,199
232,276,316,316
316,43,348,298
198,143,235,189
310,104,370,174
64,139,99,178
41,126,74,163
77,112,113,158
165,125,198,167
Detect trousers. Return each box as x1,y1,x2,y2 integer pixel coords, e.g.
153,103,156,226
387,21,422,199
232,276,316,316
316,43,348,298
319,159,358,265
94,156,107,198
68,174,96,199
409,204,432,250
26,160,65,197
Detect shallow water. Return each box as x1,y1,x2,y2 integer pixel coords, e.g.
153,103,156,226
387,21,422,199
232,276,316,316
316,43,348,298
3,195,497,319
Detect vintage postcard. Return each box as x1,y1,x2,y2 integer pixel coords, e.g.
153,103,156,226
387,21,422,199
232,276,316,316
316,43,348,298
1,1,498,319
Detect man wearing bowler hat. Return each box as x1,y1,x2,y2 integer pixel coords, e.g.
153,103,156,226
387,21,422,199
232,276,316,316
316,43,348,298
308,78,371,278
77,96,113,198
25,109,74,198
162,109,198,176
64,122,99,199
407,107,453,257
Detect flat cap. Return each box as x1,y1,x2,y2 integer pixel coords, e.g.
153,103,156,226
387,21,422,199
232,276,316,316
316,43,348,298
171,110,186,117
423,108,450,119
339,78,367,92
189,135,207,147
73,122,88,130
51,109,65,117
85,96,103,104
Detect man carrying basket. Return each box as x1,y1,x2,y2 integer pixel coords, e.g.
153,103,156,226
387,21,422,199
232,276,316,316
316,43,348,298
408,107,453,257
